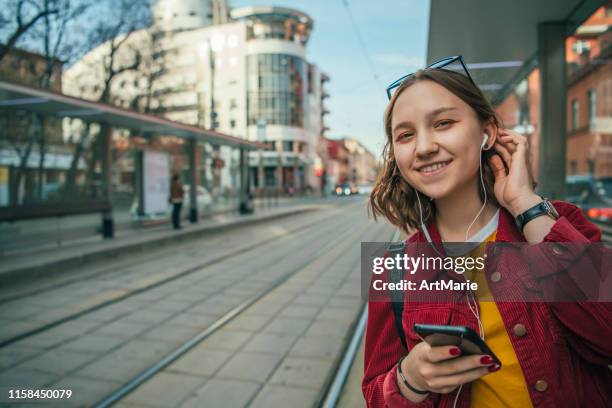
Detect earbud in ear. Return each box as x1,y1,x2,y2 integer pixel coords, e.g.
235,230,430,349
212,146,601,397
481,133,488,149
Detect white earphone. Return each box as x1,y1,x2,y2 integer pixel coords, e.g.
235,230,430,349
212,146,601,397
414,130,490,408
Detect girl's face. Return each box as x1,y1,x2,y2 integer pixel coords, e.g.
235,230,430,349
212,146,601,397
391,80,486,200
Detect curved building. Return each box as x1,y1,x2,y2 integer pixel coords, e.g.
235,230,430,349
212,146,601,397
231,6,325,192
63,3,328,195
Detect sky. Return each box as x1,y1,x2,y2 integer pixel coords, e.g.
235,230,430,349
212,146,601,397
230,0,430,157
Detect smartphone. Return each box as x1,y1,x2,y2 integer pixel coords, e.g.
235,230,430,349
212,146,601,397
413,324,502,366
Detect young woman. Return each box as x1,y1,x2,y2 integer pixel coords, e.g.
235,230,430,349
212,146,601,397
362,66,611,407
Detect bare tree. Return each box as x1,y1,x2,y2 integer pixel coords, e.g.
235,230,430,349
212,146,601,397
0,0,60,62
28,0,89,200
0,0,152,202
84,0,151,104
0,0,90,203
64,0,152,197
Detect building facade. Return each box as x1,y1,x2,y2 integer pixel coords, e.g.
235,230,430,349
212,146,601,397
63,2,329,195
321,137,378,194
495,3,612,179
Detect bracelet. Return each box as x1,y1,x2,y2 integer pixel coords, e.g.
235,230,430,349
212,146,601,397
397,356,429,395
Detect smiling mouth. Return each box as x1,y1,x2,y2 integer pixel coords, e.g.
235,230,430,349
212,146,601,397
417,160,452,175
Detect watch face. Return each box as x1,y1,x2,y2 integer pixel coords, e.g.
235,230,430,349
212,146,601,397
543,200,559,219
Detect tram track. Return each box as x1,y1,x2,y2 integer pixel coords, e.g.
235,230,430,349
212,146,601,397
92,210,394,408
0,205,334,305
0,200,365,349
321,229,401,408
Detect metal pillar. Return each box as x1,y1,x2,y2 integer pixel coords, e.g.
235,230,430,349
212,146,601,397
239,148,253,214
188,139,198,223
276,154,283,192
100,125,114,238
303,163,310,194
135,151,144,217
258,149,265,189
537,22,567,199
292,163,299,194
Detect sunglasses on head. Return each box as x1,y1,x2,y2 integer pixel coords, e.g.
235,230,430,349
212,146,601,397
386,55,475,100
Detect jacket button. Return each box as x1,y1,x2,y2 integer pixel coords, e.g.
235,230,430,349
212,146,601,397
535,380,548,392
490,246,499,257
490,271,501,282
513,323,527,337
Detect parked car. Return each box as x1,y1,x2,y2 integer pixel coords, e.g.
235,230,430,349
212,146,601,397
130,185,213,219
565,175,612,225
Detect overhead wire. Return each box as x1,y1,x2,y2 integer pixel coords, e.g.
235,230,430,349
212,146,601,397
340,0,387,104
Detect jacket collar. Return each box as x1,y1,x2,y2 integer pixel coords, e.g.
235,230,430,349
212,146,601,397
414,206,526,244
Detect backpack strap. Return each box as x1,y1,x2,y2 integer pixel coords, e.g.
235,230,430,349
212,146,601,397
388,241,407,349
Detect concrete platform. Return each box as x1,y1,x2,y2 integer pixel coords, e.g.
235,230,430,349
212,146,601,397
0,204,325,286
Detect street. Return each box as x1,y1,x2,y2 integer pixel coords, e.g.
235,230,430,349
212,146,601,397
0,196,393,407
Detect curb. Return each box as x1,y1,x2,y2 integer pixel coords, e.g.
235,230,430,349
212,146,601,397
0,205,321,287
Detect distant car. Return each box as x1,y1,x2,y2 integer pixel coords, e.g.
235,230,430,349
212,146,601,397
565,175,612,225
183,185,213,210
357,184,374,195
335,183,356,196
130,184,213,219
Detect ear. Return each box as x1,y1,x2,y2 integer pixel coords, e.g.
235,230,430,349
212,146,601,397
482,122,499,150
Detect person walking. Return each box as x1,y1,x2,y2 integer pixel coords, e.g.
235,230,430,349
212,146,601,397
169,174,184,230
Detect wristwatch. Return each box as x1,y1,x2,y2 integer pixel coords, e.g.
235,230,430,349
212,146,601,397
515,198,559,233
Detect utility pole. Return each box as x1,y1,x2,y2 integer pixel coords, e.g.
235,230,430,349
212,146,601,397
208,38,221,191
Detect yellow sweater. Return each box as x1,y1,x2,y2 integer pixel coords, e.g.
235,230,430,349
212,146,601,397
464,231,533,408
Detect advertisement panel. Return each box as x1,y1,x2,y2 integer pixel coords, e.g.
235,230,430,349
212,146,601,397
143,151,170,215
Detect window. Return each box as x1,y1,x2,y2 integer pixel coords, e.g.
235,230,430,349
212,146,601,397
571,98,579,130
307,64,313,94
571,160,578,175
282,141,294,152
264,167,277,186
246,54,306,127
587,89,596,122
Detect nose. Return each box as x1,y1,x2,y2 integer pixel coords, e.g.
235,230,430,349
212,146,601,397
414,132,438,158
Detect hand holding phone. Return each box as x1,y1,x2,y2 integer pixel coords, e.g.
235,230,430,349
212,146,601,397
395,324,501,403
413,324,502,366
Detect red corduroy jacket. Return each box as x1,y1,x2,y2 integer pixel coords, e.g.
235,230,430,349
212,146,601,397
362,200,612,407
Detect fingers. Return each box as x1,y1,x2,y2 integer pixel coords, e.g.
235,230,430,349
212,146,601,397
509,140,529,177
423,353,495,376
493,130,533,185
498,131,528,156
418,351,499,394
488,154,507,181
426,366,492,393
424,345,463,363
493,142,512,168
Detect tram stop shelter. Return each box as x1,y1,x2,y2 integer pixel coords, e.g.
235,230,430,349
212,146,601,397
0,80,267,239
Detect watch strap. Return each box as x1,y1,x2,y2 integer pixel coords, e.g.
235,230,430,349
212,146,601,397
515,198,558,232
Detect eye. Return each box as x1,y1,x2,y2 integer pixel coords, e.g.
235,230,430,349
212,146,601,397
434,119,454,128
396,132,415,141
